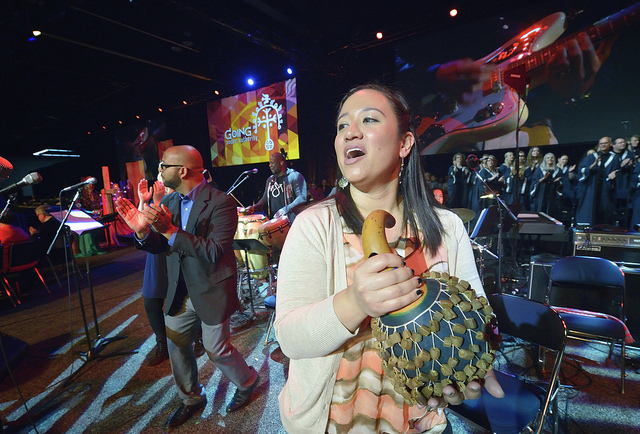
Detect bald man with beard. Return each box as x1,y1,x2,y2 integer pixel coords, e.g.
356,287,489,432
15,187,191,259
116,145,259,428
576,137,620,226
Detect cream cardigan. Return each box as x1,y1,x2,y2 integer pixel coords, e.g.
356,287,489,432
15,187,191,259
275,200,484,433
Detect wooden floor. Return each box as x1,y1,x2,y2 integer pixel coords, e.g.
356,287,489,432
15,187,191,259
0,243,639,433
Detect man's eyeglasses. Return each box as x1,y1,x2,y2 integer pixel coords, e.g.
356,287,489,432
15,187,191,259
158,163,184,171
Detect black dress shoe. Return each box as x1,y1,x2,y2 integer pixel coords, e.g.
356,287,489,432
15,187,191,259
226,373,260,413
165,398,207,428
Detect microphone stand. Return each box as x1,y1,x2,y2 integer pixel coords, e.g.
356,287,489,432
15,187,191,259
471,168,517,293
226,172,252,208
49,187,134,386
470,238,499,286
0,192,17,219
49,189,90,355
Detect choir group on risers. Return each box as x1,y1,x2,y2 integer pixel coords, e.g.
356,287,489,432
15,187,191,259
443,135,640,230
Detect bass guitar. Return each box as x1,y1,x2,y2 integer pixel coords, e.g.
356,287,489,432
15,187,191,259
417,3,640,155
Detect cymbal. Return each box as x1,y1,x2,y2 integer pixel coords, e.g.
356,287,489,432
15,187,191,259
451,208,476,223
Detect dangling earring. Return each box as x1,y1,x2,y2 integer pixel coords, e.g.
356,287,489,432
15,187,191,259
338,176,349,189
398,157,406,185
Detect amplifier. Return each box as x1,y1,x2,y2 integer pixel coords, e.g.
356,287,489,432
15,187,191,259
573,231,640,266
573,231,640,341
529,253,561,303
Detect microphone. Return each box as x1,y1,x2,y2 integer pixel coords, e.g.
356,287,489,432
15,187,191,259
0,172,43,195
61,177,97,192
243,168,258,175
466,154,480,170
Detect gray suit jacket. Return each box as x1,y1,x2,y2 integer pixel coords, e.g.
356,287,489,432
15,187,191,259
137,183,239,324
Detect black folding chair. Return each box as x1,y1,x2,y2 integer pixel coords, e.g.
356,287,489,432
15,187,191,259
448,294,567,434
1,239,51,305
548,255,628,393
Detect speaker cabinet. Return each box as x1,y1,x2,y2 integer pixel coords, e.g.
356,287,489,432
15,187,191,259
574,244,640,265
573,231,640,265
529,254,561,303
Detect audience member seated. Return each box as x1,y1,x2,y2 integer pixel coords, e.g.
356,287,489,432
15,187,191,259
28,204,67,265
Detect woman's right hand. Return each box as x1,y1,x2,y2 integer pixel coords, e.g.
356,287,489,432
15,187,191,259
334,253,422,332
137,179,152,204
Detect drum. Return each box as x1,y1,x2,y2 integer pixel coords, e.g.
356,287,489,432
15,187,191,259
234,214,268,278
371,273,499,405
363,209,499,406
237,206,252,216
236,214,267,240
258,216,291,251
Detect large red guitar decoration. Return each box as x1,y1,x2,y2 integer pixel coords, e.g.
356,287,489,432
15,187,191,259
417,3,640,155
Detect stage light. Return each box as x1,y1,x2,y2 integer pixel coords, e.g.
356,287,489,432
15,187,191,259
286,67,293,75
158,107,163,112
376,32,383,40
450,9,458,17
33,148,80,158
28,30,41,42
182,100,188,105
136,115,140,119
247,78,255,86
118,120,123,124
214,90,220,95
27,30,42,42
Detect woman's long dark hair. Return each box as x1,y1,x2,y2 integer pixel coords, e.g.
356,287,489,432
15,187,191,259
334,83,446,255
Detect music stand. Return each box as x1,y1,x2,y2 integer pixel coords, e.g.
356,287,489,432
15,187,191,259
49,207,134,385
232,238,271,323
471,206,499,239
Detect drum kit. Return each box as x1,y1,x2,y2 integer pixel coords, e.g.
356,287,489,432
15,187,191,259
233,208,291,315
451,208,475,224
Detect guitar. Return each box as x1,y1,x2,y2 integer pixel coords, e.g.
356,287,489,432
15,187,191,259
417,3,640,156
